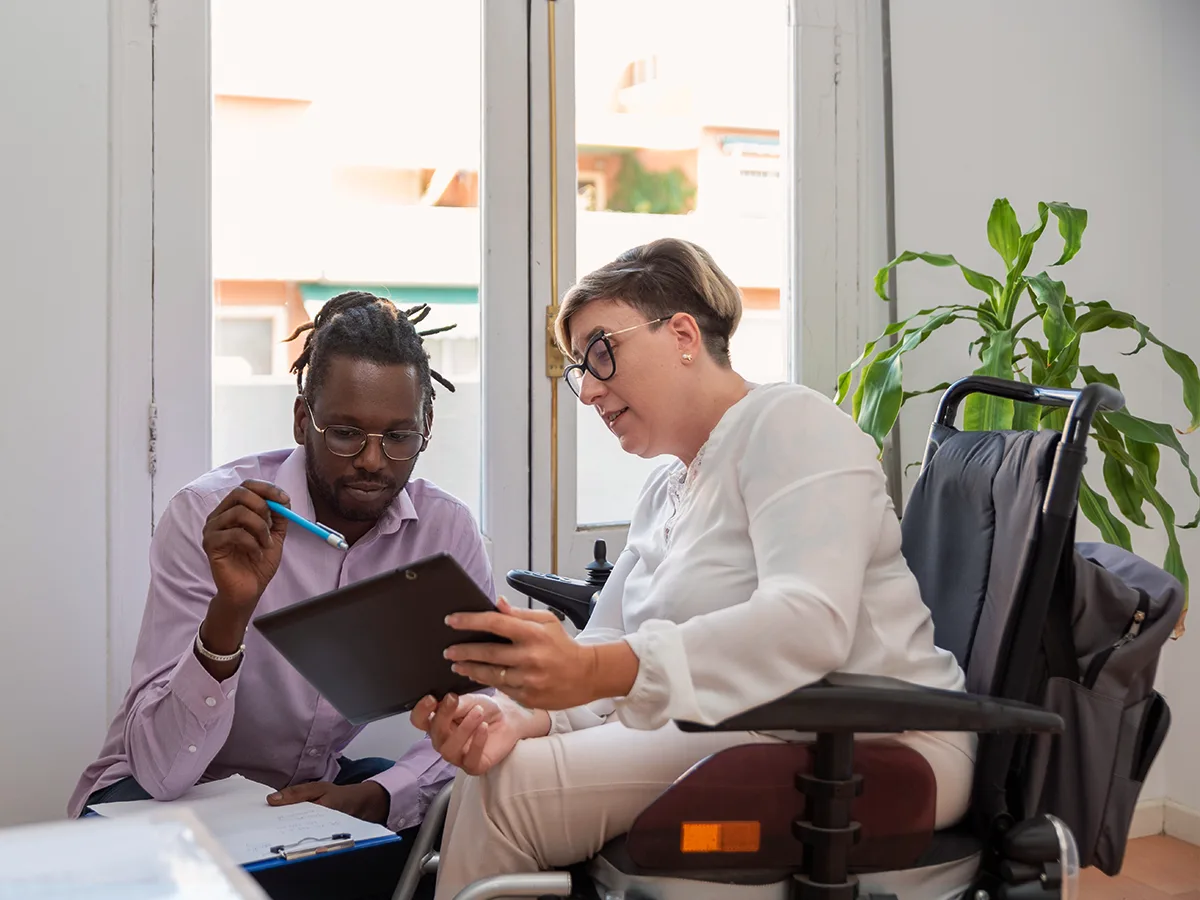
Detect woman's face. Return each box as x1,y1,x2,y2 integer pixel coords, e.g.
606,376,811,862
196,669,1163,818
566,299,695,459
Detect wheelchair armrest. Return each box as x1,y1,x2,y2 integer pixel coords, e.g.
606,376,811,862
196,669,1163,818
675,673,1062,735
505,569,596,631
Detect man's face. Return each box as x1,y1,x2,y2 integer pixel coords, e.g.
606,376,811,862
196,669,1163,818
293,356,431,523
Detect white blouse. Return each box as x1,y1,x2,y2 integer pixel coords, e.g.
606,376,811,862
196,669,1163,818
550,381,969,736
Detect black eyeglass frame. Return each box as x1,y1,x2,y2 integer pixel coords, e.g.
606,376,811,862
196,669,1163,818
562,315,676,398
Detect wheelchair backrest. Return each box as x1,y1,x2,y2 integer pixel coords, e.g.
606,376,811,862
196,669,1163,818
899,425,1064,698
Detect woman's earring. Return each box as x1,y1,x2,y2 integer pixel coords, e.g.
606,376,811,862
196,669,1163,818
682,353,693,362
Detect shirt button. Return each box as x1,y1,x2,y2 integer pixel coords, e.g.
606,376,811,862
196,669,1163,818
188,745,197,753
308,749,320,757
205,697,217,707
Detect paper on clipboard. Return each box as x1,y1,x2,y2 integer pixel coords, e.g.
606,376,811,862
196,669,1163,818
89,774,395,866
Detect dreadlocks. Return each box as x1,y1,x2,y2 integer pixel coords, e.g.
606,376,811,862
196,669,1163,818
285,291,456,416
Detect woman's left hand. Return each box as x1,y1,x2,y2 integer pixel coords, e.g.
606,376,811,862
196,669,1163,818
443,597,600,710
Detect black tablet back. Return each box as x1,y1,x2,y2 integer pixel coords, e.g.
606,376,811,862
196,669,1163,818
253,553,508,725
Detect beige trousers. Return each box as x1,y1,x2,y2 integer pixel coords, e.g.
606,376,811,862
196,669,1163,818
433,721,976,900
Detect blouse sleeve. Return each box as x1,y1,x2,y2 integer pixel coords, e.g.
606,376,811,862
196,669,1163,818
545,544,640,734
614,389,891,731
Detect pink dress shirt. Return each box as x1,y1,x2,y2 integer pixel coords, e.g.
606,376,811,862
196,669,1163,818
67,446,496,831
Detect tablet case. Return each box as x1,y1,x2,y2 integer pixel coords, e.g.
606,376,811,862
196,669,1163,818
252,553,508,725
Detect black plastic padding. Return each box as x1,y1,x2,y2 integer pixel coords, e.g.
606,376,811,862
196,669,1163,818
674,673,1063,736
792,820,861,851
796,772,864,801
504,570,596,630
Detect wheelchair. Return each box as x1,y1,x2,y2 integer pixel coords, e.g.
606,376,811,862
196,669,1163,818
394,375,1137,900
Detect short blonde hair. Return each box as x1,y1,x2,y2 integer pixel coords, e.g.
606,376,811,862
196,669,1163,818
555,238,743,365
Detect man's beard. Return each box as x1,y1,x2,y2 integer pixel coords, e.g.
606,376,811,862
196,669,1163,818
305,440,400,521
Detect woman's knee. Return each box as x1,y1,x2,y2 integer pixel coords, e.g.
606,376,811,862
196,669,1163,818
473,737,564,860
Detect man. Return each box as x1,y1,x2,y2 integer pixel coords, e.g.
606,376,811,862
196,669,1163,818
69,292,492,841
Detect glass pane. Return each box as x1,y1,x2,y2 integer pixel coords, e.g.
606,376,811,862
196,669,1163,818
210,0,483,516
573,0,788,525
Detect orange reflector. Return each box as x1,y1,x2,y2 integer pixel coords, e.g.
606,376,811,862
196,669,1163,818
680,821,761,853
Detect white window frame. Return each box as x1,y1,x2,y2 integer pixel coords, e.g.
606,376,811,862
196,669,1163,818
107,0,156,716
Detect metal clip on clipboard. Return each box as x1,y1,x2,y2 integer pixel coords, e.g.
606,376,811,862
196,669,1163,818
269,832,356,861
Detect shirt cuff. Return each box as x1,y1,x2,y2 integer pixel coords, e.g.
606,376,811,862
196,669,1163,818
369,744,455,833
613,626,694,731
169,647,241,726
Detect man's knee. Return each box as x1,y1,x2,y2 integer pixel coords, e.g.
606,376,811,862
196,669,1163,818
83,775,153,812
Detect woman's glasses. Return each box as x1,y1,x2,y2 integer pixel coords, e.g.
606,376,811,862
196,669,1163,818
562,316,674,398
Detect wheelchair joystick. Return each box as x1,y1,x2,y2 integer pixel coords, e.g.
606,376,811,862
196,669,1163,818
585,539,613,587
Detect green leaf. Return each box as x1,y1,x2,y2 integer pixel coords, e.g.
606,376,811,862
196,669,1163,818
1010,203,1050,283
902,382,954,403
1074,301,1150,355
1079,477,1133,550
835,305,979,405
1103,452,1149,527
1076,303,1200,431
1094,433,1188,601
1080,365,1120,390
874,251,1004,308
1021,337,1050,383
1026,272,1074,360
1128,438,1161,485
854,310,966,447
1045,202,1088,267
1103,411,1200,528
963,329,1015,431
1160,343,1200,433
1045,333,1081,386
1012,399,1042,432
987,198,1021,268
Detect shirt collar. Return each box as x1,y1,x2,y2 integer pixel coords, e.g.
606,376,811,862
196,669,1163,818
273,446,420,539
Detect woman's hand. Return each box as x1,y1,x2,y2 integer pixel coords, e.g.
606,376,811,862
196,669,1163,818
441,597,614,710
409,693,532,776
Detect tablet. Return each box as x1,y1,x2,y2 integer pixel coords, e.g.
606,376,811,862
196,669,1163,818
252,553,508,725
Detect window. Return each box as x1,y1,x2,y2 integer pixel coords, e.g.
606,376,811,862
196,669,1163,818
210,0,485,515
572,0,788,526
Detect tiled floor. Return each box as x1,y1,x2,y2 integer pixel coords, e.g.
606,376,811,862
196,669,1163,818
1079,835,1200,898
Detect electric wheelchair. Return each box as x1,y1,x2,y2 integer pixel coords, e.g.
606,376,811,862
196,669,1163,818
393,375,1158,900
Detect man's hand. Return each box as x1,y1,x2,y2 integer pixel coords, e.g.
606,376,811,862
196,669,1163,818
197,480,291,678
266,781,390,825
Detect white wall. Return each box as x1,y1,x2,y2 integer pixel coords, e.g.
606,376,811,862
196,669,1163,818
1160,0,1200,816
0,1,133,825
888,0,1199,810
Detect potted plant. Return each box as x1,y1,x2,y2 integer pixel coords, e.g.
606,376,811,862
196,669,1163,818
837,199,1198,635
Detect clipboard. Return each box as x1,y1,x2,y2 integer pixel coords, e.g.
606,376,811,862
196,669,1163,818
243,832,399,869
88,774,409,897
252,552,509,725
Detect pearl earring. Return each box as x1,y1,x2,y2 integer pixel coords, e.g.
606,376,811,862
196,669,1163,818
682,353,693,362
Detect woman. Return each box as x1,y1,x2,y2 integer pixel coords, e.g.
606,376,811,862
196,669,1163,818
411,238,977,898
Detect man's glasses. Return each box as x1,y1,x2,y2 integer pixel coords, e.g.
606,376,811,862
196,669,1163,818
305,402,428,462
563,316,674,398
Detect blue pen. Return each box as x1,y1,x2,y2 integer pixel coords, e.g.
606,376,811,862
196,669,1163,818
265,500,349,551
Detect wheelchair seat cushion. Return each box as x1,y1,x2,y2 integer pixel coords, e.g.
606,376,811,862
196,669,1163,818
607,740,976,882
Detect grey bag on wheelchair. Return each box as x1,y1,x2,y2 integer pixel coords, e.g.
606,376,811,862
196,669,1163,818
1023,541,1183,876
